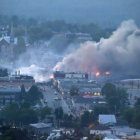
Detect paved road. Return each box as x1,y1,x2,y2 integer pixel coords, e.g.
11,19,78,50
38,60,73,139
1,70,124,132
39,85,73,115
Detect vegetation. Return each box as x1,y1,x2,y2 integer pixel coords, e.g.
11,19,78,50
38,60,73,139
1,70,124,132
24,85,43,105
1,103,38,125
80,111,94,127
40,106,51,120
0,15,112,43
70,86,79,96
0,68,8,77
0,126,30,140
102,83,128,113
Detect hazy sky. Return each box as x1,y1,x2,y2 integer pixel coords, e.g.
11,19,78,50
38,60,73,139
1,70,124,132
0,0,139,27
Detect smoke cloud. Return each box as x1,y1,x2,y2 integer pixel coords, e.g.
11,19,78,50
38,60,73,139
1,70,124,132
54,20,140,76
13,43,62,82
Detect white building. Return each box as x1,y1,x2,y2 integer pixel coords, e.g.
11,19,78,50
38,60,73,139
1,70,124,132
0,26,17,60
120,79,140,107
99,114,116,125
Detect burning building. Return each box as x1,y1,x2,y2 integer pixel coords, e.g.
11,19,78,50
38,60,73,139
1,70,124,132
53,71,88,80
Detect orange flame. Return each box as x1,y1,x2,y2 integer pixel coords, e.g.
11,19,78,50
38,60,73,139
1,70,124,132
95,72,100,77
49,74,54,79
105,71,110,75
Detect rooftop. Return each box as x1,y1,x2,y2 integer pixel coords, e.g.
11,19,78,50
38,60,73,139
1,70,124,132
99,114,116,124
0,85,21,93
29,123,52,129
0,36,17,45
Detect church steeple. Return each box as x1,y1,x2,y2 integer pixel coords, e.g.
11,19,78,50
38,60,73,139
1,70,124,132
10,23,14,43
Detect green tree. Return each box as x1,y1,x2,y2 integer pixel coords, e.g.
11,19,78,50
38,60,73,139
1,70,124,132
80,111,94,126
55,107,63,120
1,103,38,126
135,98,140,107
25,85,43,105
70,86,79,96
40,106,51,119
17,37,26,54
102,83,128,113
19,108,38,125
94,106,110,118
1,103,20,125
101,83,116,98
123,108,135,124
1,127,29,140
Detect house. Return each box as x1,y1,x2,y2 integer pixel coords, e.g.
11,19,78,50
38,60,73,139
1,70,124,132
110,126,140,137
73,96,94,113
120,79,140,107
0,85,21,105
103,134,121,140
0,25,17,60
99,114,116,125
29,123,53,134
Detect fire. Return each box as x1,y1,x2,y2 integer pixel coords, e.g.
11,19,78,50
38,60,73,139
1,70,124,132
49,74,54,79
105,71,110,75
95,72,100,77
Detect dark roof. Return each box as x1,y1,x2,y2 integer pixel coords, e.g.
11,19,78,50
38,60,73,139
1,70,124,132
92,125,110,130
74,96,94,104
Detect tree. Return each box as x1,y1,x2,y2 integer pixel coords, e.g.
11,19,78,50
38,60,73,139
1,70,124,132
1,127,29,140
101,83,116,98
1,103,20,124
17,37,26,54
135,98,140,107
62,114,74,127
19,108,38,125
40,106,51,119
25,85,43,105
81,111,90,126
1,103,38,126
70,86,79,96
80,111,94,126
55,107,63,128
20,85,26,101
94,106,110,118
133,107,140,129
102,83,128,113
55,107,63,120
123,108,135,124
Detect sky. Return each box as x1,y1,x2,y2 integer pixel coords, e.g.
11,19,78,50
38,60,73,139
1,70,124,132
0,0,140,28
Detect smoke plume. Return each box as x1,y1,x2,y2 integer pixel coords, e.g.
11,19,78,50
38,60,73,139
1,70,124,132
13,43,62,82
54,20,140,75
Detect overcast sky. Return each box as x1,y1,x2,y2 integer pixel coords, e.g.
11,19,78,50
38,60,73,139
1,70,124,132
0,0,139,27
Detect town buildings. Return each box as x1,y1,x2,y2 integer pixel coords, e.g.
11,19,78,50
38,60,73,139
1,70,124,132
0,25,17,60
119,79,140,107
0,85,21,105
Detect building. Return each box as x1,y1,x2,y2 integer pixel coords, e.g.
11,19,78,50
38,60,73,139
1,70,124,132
65,72,88,80
29,123,53,134
99,114,116,125
110,126,140,137
0,25,17,60
53,71,88,80
0,74,35,89
0,85,21,105
65,32,92,41
120,79,140,107
103,134,121,140
90,125,111,136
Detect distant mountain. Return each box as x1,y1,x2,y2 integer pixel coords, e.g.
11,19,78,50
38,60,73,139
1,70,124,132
0,0,139,28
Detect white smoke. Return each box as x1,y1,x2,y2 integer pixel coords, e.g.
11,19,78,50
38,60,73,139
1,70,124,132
54,20,140,75
13,42,62,82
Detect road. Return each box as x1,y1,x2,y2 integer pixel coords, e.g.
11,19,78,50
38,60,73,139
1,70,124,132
39,85,73,115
